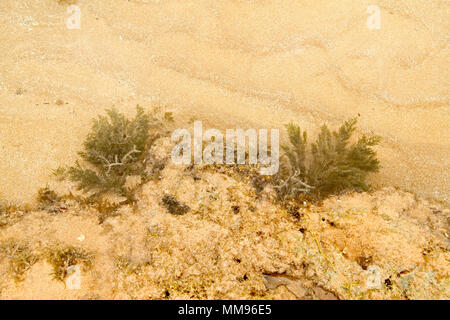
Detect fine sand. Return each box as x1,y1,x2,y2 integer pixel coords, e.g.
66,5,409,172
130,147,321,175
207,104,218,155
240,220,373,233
0,0,449,205
0,1,449,300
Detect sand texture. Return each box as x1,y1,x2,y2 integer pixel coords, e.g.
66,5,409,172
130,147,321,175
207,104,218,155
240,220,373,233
0,138,449,299
0,0,449,205
0,0,449,300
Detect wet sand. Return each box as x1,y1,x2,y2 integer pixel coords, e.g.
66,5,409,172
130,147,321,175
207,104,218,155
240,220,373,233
0,0,449,204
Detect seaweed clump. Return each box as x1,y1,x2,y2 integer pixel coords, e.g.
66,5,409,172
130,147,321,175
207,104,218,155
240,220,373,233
47,246,94,281
0,241,38,282
0,202,27,229
57,107,161,199
275,118,381,202
37,187,67,213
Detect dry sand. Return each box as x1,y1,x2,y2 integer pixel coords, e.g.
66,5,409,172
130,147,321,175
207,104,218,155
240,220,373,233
0,0,448,205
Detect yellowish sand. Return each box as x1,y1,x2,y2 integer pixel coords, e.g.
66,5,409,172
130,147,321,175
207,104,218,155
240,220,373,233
0,139,448,299
0,0,449,205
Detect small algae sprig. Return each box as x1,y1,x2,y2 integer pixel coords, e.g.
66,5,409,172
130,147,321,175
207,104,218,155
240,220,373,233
0,201,28,229
37,186,67,213
0,241,38,282
47,246,94,282
57,0,78,5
